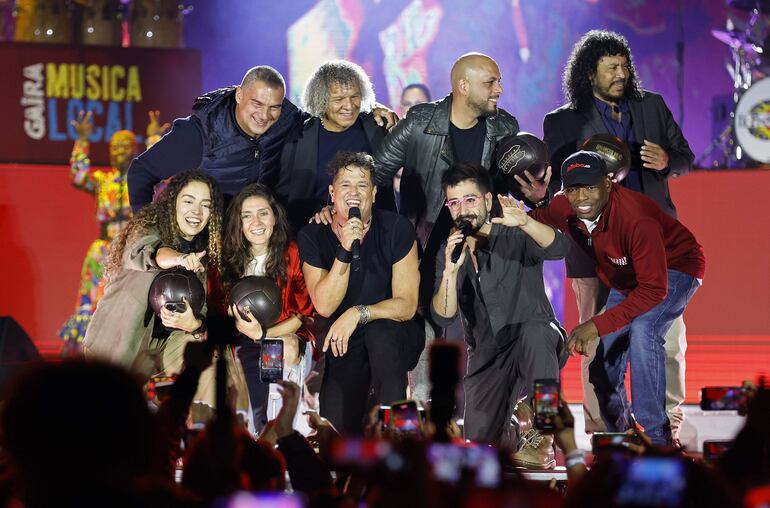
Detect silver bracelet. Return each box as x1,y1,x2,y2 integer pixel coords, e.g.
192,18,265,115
355,305,370,326
565,449,586,469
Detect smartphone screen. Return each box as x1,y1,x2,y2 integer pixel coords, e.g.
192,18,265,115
378,405,391,432
226,491,304,508
615,457,686,507
428,442,501,488
703,440,732,461
700,386,746,411
533,379,560,430
328,438,392,469
390,400,420,434
591,432,641,454
260,339,284,383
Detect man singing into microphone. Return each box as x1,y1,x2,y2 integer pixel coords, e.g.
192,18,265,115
298,151,424,435
431,162,569,468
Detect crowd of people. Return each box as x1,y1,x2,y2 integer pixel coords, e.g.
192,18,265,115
4,27,767,507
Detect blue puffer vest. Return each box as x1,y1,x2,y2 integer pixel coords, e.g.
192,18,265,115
191,87,304,196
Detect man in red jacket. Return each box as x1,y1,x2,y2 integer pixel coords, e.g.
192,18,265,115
530,151,705,445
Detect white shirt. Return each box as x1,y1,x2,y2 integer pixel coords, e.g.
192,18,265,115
245,254,267,277
580,214,602,234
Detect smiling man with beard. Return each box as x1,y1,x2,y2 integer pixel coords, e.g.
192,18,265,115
537,30,695,443
373,53,520,406
431,162,569,469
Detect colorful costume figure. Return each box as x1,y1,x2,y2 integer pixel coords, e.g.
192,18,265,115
59,111,167,353
58,132,137,351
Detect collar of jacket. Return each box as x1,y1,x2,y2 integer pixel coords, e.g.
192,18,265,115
424,93,512,139
193,86,301,145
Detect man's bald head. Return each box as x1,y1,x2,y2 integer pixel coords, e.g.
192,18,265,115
450,53,503,118
451,53,499,91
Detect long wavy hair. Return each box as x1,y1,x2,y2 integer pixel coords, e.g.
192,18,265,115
222,184,292,285
563,30,644,111
105,170,224,280
301,60,376,118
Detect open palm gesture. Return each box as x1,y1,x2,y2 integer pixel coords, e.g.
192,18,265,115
491,194,529,228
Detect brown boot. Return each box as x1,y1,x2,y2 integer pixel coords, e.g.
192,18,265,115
510,401,556,470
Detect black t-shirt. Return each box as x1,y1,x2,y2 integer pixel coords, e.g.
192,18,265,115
297,209,416,320
449,119,487,164
315,117,372,201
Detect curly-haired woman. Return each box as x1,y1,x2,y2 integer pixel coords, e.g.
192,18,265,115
84,170,249,420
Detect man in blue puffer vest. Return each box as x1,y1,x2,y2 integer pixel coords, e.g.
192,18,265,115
128,66,396,211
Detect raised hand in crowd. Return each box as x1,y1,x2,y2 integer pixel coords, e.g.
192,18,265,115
71,109,94,141
146,110,171,140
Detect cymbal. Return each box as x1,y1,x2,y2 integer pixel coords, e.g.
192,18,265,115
712,29,763,54
727,0,770,12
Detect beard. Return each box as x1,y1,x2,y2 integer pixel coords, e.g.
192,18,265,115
455,210,487,234
594,80,627,103
468,94,498,118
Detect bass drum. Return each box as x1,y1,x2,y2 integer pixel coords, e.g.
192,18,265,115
130,0,183,48
14,0,74,43
735,78,770,164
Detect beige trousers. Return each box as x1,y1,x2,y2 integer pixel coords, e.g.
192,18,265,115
572,277,687,439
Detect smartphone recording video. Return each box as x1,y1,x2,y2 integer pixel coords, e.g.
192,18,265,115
700,386,747,411
703,440,733,462
389,400,421,435
378,405,391,432
533,379,560,430
226,491,304,508
260,339,284,383
591,432,642,454
328,438,393,470
428,442,501,488
615,457,686,507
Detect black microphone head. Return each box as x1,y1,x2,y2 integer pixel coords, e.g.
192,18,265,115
457,219,473,236
349,207,361,220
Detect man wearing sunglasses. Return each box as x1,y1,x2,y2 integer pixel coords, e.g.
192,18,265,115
431,162,569,468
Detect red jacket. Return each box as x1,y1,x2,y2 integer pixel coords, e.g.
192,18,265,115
208,241,316,342
276,241,316,343
531,184,705,336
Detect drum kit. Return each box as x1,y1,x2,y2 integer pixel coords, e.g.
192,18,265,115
700,0,770,166
10,0,191,47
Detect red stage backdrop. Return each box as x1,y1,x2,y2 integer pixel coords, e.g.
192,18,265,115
0,42,201,165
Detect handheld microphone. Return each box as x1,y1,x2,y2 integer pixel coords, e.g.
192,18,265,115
349,207,362,271
450,220,473,264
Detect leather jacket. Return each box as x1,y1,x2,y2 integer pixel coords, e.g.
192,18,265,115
373,94,519,246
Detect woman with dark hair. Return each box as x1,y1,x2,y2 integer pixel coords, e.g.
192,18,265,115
83,170,249,421
222,183,315,432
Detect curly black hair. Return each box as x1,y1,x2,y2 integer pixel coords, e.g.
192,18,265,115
563,30,644,111
105,170,224,280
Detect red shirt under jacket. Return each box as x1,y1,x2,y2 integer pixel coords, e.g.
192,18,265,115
530,184,705,336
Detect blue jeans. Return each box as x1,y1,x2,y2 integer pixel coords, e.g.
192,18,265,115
588,270,700,445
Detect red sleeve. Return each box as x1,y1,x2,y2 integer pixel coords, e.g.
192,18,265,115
283,242,316,342
591,218,668,336
528,194,572,232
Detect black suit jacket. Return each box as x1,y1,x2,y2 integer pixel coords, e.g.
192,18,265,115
542,90,694,277
276,113,389,229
